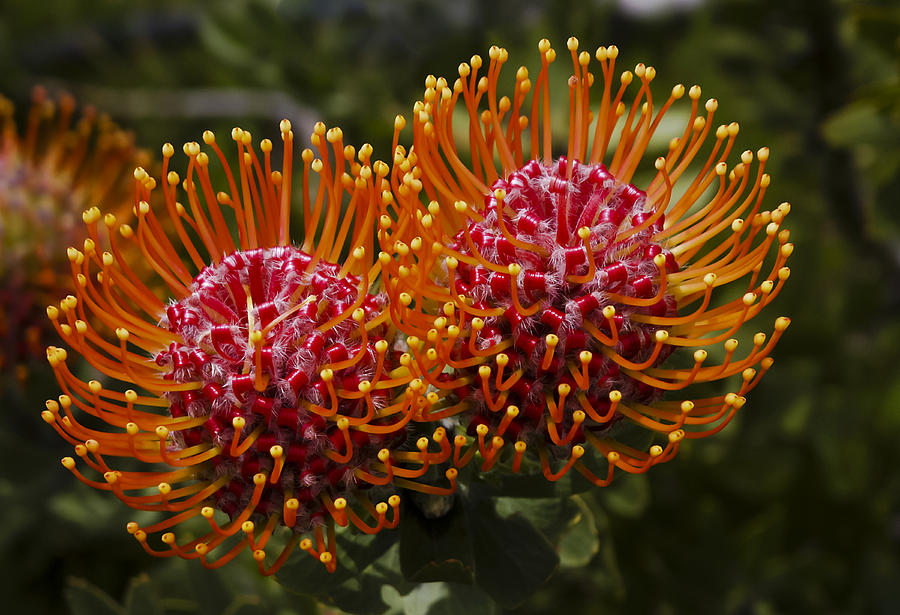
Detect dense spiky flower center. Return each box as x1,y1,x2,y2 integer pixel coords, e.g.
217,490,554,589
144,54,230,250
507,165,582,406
450,158,678,445
157,247,398,532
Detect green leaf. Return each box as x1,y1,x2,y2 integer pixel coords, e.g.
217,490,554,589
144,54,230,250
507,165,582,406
557,496,599,568
65,577,125,615
185,560,233,615
367,541,417,596
124,574,163,615
400,494,475,584
494,495,600,568
596,473,650,519
463,496,559,608
822,103,891,148
401,582,495,615
583,506,624,598
221,595,266,615
494,496,580,545
49,485,127,530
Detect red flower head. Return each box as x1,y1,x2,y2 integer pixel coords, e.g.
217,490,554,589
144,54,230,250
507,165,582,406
0,87,146,384
43,120,454,574
380,38,792,485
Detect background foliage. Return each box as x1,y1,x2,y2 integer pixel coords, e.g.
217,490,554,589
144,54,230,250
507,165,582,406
1,0,898,613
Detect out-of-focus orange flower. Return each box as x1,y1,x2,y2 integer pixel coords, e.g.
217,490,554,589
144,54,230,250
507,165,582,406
381,38,792,485
0,87,147,384
43,121,454,574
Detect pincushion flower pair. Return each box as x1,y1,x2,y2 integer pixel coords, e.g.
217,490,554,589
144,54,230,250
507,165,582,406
39,38,791,574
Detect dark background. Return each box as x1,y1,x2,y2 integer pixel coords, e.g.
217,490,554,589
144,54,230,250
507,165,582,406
1,0,898,613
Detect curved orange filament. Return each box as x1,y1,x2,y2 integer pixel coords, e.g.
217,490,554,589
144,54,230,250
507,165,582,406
539,444,584,481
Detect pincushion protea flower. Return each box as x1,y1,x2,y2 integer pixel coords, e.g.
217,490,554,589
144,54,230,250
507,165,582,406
381,38,792,486
0,87,146,384
42,120,455,574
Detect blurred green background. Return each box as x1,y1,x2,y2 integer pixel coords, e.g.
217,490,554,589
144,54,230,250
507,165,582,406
1,0,898,613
